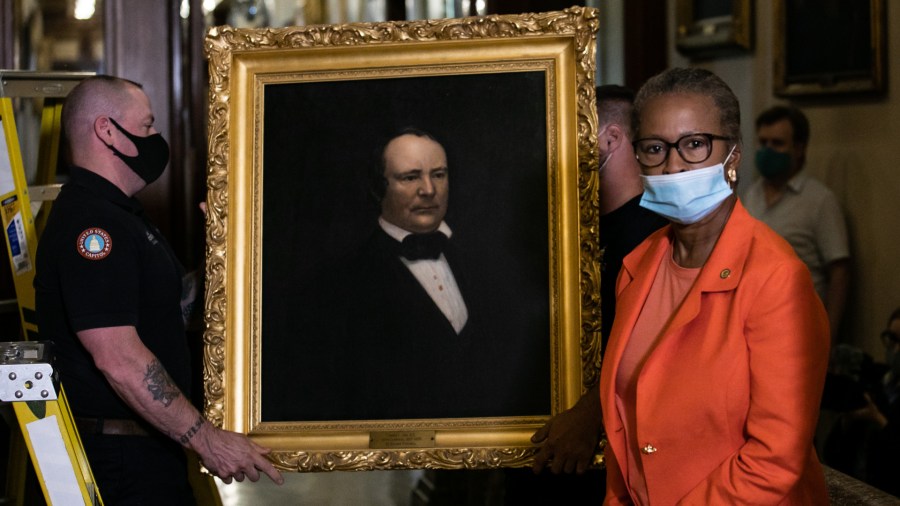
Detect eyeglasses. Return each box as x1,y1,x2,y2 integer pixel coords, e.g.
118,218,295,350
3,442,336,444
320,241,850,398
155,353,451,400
633,133,733,168
881,330,900,347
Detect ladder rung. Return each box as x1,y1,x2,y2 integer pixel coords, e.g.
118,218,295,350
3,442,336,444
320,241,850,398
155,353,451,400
27,184,62,202
0,71,96,98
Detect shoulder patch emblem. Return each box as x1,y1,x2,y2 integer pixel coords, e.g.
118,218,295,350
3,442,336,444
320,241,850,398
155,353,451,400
77,228,112,260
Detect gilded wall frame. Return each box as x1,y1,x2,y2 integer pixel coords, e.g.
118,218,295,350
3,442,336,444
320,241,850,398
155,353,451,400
675,0,753,58
774,0,885,97
203,6,601,472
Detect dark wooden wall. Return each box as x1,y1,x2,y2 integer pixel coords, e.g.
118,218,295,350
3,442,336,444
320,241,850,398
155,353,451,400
103,0,206,268
624,0,668,91
0,2,14,69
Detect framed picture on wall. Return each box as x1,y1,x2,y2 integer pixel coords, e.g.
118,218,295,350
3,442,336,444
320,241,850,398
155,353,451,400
774,0,886,97
203,7,602,472
675,0,753,58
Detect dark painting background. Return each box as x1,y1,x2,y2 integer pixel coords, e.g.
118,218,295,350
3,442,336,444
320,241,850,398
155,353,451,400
786,0,872,82
260,71,552,421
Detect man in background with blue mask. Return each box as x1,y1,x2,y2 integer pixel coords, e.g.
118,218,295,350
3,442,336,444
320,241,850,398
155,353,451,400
743,105,850,343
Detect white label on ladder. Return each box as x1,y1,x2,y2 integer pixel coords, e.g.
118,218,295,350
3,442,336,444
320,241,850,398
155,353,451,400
0,117,17,195
26,415,84,505
5,209,32,274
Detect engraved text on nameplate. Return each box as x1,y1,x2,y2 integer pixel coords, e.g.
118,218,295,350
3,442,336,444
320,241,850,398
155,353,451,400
369,430,436,449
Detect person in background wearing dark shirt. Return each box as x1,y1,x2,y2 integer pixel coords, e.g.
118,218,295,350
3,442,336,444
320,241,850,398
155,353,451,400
867,307,900,496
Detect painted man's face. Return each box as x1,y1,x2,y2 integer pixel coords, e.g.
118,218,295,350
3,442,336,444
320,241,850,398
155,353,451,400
380,134,449,234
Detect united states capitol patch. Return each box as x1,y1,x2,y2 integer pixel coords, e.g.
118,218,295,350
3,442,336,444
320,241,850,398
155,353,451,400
77,228,112,260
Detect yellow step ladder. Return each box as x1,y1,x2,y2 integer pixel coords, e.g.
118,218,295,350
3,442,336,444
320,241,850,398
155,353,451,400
0,70,102,505
0,70,222,506
0,341,100,505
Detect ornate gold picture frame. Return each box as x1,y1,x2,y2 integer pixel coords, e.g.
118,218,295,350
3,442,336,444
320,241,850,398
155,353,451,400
774,0,885,97
203,6,600,472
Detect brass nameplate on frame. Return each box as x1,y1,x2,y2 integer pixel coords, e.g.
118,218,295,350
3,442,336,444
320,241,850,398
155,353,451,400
370,431,436,449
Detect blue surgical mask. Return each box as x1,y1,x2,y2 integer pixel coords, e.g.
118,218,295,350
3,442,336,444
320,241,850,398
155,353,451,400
639,147,735,224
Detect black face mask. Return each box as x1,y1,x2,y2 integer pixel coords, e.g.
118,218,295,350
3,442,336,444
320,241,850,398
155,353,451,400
108,118,170,184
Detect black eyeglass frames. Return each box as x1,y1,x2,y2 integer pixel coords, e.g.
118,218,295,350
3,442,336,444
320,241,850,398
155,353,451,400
633,133,733,168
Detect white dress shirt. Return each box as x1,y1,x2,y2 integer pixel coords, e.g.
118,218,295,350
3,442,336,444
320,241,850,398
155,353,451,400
379,217,469,334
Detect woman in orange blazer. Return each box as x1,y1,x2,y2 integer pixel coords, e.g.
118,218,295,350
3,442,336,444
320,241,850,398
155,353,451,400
599,68,829,505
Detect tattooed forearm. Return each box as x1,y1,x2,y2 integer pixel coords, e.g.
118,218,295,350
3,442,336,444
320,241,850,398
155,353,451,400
179,417,204,445
143,359,182,407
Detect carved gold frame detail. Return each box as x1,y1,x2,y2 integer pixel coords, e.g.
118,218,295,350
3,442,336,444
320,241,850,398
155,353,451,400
203,6,601,472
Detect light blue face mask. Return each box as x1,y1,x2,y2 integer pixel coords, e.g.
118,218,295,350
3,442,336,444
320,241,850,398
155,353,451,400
639,147,735,224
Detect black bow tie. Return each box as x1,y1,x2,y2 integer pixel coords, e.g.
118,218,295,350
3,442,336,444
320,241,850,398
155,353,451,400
400,232,448,261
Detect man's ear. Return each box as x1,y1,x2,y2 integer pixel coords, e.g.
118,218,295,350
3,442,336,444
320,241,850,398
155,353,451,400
603,124,624,151
94,116,113,145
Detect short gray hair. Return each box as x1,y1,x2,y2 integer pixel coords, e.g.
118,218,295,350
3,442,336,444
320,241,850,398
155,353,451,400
62,75,143,144
633,67,741,144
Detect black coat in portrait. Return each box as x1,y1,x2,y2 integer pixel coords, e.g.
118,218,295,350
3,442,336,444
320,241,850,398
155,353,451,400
274,227,550,422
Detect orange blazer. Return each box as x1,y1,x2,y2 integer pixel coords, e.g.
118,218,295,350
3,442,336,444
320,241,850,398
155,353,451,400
599,201,829,505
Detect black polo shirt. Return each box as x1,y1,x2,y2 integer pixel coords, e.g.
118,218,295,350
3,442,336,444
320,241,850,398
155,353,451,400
35,167,190,419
